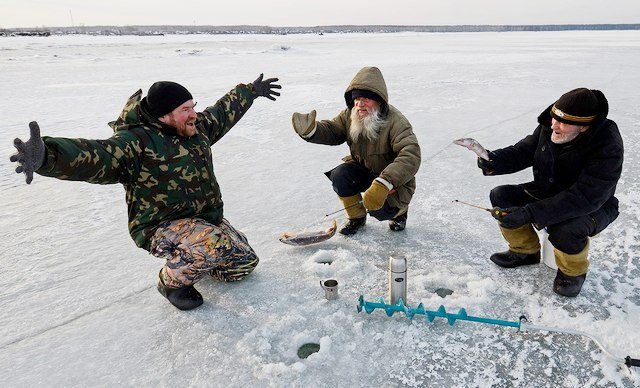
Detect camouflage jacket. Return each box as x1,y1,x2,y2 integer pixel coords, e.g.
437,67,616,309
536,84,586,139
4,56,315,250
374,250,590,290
37,84,256,250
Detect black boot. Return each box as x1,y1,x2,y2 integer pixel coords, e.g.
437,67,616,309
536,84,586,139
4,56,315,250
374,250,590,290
553,269,586,297
389,212,407,231
157,274,203,310
339,216,366,235
490,250,540,268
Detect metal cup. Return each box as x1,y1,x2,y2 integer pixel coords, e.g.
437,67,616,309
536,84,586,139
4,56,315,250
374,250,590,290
320,279,339,300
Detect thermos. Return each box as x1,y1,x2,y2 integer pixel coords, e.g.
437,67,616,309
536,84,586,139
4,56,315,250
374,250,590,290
389,256,407,305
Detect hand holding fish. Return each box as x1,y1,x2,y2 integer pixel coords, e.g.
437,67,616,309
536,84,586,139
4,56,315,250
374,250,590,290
476,156,496,176
453,138,490,161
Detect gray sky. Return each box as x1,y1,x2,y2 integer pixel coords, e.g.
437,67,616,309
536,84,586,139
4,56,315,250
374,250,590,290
2,0,639,28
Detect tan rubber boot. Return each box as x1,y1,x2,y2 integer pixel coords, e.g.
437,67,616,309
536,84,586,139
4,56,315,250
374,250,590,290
339,194,366,219
499,224,540,254
490,225,541,268
554,240,589,277
338,194,366,235
553,241,589,297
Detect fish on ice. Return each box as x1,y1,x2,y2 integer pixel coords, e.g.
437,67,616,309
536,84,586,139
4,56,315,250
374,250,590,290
279,219,337,246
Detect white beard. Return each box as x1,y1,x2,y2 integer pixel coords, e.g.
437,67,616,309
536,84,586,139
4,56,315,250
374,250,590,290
551,129,581,144
349,105,386,142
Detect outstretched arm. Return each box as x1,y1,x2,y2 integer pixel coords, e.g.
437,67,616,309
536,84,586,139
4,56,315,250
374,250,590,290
200,74,281,145
291,109,349,146
10,121,138,185
480,126,541,175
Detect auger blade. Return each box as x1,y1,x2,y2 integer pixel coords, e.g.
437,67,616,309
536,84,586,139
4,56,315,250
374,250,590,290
357,295,520,329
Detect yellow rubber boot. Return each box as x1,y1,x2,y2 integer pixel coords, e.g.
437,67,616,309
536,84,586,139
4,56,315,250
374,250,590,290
499,224,540,254
339,194,366,219
555,240,589,277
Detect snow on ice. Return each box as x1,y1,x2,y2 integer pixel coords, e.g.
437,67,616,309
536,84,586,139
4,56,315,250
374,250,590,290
1,31,639,387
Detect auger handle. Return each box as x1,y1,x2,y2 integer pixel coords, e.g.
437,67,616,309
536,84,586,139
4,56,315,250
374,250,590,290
626,356,640,368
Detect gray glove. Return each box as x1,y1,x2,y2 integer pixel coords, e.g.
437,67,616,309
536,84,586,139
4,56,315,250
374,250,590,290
292,110,317,137
10,121,46,184
251,74,281,101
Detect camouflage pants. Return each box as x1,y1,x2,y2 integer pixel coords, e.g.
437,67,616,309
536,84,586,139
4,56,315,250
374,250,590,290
149,218,259,288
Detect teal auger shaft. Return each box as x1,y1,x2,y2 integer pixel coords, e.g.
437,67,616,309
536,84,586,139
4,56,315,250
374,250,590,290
357,296,640,368
357,296,520,329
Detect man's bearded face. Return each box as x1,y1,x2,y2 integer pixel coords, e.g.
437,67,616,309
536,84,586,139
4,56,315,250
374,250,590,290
160,100,198,137
350,97,385,142
550,118,588,144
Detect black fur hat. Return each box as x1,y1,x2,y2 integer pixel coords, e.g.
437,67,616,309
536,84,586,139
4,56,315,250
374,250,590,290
550,88,608,126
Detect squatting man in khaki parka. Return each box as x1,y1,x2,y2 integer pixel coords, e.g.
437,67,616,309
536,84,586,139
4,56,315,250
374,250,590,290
291,66,421,235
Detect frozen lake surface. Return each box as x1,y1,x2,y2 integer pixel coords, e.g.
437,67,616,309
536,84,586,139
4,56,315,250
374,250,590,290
1,31,639,386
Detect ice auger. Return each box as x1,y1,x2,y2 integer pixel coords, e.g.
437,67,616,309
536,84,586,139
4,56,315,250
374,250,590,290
357,296,640,369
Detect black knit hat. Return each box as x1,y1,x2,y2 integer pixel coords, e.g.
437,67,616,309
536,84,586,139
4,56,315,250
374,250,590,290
550,88,608,126
146,81,193,118
350,89,384,104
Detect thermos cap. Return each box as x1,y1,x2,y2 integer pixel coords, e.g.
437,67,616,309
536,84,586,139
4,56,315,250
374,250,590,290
389,256,407,272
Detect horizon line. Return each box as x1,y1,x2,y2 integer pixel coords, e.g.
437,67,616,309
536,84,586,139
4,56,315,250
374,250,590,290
3,22,640,30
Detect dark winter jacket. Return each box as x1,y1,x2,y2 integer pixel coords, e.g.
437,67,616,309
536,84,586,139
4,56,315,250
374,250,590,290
486,105,623,229
37,84,256,250
300,67,421,210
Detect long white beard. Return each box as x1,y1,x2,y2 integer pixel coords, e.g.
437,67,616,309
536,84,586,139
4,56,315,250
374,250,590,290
349,106,386,142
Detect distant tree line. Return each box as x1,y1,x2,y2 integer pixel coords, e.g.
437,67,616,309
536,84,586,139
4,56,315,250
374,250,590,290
1,24,639,37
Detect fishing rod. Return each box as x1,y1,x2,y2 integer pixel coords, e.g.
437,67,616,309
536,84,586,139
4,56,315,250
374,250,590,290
325,189,398,217
325,201,363,217
453,199,506,218
288,188,398,234
357,296,640,368
452,199,492,212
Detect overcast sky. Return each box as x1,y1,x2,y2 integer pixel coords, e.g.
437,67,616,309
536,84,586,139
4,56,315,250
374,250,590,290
2,0,639,28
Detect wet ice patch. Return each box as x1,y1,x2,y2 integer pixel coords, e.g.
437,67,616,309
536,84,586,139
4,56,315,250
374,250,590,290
176,48,204,56
435,288,454,298
269,44,291,52
297,342,320,359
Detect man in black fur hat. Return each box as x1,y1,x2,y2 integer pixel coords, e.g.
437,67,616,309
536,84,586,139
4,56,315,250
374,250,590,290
477,88,623,297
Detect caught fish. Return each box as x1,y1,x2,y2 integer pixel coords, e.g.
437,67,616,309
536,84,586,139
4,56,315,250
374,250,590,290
453,138,490,161
279,220,337,246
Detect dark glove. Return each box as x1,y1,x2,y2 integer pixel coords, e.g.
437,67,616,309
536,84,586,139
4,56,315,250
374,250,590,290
491,206,533,229
9,121,46,184
251,74,281,101
477,155,496,176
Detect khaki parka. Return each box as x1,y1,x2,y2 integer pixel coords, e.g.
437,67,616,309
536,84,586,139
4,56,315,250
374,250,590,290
301,67,421,211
